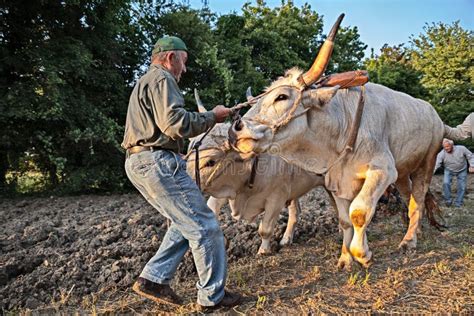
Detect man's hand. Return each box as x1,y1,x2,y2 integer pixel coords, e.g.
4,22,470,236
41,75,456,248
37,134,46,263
212,105,232,123
469,166,474,173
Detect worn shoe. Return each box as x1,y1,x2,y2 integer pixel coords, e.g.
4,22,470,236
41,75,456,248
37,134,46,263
132,277,183,306
197,290,242,311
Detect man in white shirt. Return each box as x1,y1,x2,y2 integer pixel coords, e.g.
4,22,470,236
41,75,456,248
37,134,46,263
444,113,474,141
434,139,474,207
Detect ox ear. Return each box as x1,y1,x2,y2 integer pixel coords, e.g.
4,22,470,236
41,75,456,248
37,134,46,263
304,86,339,108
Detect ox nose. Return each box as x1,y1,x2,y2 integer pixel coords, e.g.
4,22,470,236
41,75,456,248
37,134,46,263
233,118,243,131
228,118,268,142
228,119,241,146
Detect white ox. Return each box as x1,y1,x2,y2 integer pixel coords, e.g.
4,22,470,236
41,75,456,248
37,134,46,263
229,14,444,269
187,96,332,254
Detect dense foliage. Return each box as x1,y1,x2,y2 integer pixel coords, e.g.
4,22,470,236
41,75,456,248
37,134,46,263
365,44,428,99
1,1,471,194
410,22,474,126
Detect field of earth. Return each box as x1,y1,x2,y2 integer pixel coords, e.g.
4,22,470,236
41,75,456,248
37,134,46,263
1,174,473,314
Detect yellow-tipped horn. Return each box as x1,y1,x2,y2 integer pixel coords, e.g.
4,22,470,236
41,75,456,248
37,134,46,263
298,13,345,88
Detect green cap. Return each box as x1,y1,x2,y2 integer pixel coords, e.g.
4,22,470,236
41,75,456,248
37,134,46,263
152,36,188,55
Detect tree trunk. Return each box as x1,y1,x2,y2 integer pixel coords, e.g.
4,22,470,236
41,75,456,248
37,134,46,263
0,150,8,192
48,164,59,188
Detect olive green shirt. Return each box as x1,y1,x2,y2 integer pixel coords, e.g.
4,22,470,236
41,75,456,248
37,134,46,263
121,64,216,153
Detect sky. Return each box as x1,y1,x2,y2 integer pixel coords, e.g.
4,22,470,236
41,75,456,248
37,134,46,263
188,0,474,58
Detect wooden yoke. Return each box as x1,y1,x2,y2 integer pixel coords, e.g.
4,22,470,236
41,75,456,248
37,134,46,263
319,70,369,89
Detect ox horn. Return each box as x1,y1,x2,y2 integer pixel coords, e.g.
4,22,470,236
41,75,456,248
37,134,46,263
246,86,253,102
194,88,207,113
298,13,345,88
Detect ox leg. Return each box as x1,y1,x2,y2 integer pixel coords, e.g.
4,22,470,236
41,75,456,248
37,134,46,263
399,176,424,250
280,199,300,246
350,160,397,267
258,201,284,255
395,176,411,206
207,197,227,217
324,187,338,215
395,176,412,227
333,196,354,271
399,159,435,250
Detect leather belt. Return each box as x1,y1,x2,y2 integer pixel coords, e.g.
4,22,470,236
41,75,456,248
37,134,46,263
126,146,164,158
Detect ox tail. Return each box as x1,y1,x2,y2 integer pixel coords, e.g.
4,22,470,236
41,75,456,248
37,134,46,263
424,189,447,231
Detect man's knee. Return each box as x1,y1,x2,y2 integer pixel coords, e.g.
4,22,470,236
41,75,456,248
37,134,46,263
205,219,223,238
188,217,222,241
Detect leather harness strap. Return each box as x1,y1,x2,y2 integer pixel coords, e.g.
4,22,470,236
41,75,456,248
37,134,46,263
191,126,213,190
321,85,366,174
246,155,259,189
345,85,366,152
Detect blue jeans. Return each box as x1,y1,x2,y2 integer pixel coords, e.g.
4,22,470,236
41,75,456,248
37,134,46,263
125,149,227,306
443,167,467,207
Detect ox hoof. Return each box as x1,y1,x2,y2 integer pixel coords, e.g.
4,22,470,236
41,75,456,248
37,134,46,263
354,251,373,269
337,256,353,271
257,247,273,256
398,239,417,252
279,236,293,247
359,257,373,269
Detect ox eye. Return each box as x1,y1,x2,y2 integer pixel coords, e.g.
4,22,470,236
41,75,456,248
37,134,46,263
204,159,216,168
274,94,288,102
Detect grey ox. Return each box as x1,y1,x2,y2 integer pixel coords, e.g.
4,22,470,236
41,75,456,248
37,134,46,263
228,14,444,269
187,92,333,255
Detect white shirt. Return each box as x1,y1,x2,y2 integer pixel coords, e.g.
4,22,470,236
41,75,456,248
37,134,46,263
435,145,474,173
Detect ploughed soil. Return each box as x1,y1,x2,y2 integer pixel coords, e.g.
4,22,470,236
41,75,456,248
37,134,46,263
0,175,473,314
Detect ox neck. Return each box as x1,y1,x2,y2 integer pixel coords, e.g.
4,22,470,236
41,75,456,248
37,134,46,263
272,86,365,175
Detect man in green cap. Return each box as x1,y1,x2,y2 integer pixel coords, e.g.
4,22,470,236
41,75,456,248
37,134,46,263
122,35,241,310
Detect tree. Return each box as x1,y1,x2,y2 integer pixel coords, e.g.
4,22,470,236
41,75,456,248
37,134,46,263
410,21,473,126
0,0,153,192
326,26,367,74
364,44,427,99
241,0,323,80
238,1,366,92
212,14,266,105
